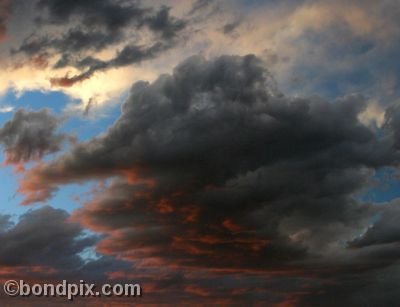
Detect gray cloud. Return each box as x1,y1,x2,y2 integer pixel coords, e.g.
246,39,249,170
188,0,215,15
348,200,400,248
13,0,187,87
0,206,96,269
0,214,12,232
0,0,11,40
0,205,135,307
0,109,71,164
2,0,400,304
18,55,400,266
12,54,400,305
222,20,241,34
50,40,176,87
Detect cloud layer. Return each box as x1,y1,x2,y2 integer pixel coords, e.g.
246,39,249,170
1,1,400,305
10,54,400,304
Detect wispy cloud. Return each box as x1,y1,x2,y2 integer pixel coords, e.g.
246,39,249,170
0,105,13,113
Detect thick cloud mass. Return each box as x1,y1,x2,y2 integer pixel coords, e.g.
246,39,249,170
0,109,70,164
3,0,400,304
12,54,400,305
0,206,135,307
19,54,398,255
0,206,95,269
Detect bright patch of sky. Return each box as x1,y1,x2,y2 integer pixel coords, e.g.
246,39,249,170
360,167,400,204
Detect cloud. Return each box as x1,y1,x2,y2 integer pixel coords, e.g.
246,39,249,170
0,0,11,40
0,109,72,164
49,40,177,87
296,259,400,306
222,19,241,34
15,28,123,60
0,206,138,306
13,1,186,88
0,205,309,306
384,104,400,149
348,200,400,248
35,0,147,29
0,206,96,269
188,0,215,15
3,0,400,117
0,0,398,304
15,55,400,285
0,105,13,113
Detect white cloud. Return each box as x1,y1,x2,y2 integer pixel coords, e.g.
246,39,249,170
0,105,14,113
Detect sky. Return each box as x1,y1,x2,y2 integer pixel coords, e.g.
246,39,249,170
0,0,400,306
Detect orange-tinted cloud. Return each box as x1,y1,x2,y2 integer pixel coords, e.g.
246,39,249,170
50,71,93,87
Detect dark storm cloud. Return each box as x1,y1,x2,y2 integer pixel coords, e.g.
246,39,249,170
35,0,148,30
17,2,184,56
0,206,96,269
13,0,187,87
348,200,400,248
19,55,398,195
0,214,12,231
17,54,400,282
0,109,71,164
296,259,400,307
0,206,136,307
145,6,186,40
72,177,305,272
